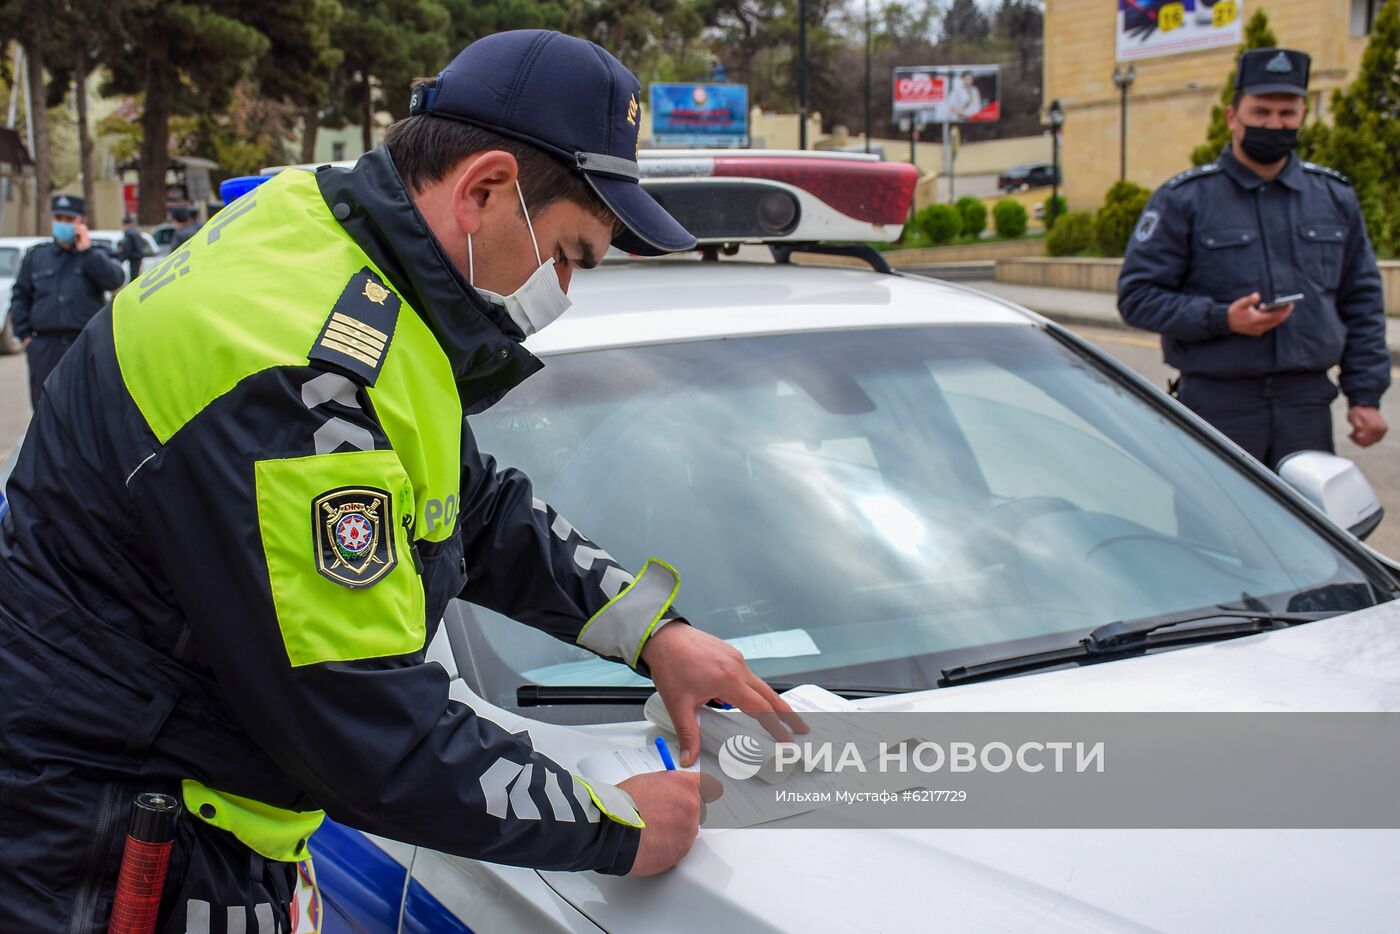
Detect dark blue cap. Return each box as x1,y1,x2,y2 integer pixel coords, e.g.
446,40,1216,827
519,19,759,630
51,194,85,216
1236,48,1310,97
409,30,697,256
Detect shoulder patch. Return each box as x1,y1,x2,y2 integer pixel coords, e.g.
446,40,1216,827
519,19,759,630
308,267,402,387
1301,161,1351,185
1166,163,1221,189
313,486,398,588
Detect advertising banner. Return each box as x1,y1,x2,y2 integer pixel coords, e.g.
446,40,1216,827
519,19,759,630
650,83,750,148
1117,0,1243,61
893,66,1001,124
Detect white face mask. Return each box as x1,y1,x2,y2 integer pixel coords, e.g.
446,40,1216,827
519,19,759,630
468,180,572,337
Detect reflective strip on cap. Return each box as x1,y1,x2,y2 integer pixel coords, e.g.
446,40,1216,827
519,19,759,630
575,558,680,667
576,151,641,180
573,776,645,829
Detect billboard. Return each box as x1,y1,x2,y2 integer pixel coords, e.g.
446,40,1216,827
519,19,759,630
650,83,750,148
893,66,1001,124
1117,0,1243,61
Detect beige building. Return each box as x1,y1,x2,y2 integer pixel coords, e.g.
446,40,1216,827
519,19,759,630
1045,0,1385,209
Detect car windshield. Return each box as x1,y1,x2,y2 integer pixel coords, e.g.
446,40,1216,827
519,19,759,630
459,325,1380,711
0,248,19,277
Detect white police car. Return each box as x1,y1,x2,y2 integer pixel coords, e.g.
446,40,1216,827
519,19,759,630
277,152,1400,932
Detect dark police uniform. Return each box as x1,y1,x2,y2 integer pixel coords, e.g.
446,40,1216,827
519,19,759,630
1118,49,1389,468
9,194,125,406
119,223,146,280
0,31,695,932
170,207,204,249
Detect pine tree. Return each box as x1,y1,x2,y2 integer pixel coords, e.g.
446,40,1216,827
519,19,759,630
1188,9,1277,167
942,0,992,46
1303,0,1400,257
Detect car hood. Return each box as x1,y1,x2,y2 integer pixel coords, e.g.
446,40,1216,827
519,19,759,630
518,599,1400,933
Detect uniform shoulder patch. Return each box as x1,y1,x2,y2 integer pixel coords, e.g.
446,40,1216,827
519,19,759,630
1165,162,1221,189
308,267,402,387
1301,161,1351,185
313,486,398,588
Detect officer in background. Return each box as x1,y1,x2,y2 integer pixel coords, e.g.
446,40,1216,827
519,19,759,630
0,31,801,930
9,193,125,406
169,204,202,248
118,213,146,280
1118,48,1389,468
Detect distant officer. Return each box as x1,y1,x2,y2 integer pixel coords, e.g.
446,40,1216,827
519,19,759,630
118,213,146,280
169,204,203,248
1118,48,1389,468
9,194,125,406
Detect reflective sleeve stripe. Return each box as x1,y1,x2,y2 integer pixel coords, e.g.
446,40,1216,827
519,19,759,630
186,900,210,934
573,776,645,830
575,558,681,668
543,770,576,822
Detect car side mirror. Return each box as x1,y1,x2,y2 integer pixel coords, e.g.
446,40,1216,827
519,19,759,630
1277,450,1383,540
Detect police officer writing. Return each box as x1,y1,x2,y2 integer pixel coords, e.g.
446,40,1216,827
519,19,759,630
0,31,803,931
9,193,125,406
1119,48,1389,468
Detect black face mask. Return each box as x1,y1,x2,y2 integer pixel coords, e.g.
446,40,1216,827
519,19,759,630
1240,125,1299,164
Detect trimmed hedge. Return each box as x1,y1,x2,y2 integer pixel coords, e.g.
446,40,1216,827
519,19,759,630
992,199,1028,238
1045,210,1095,256
955,196,988,238
1041,194,1068,229
917,203,964,244
1093,180,1152,257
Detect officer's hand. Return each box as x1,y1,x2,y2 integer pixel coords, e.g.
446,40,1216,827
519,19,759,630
21,336,31,348
74,222,90,252
618,770,712,875
1227,292,1291,336
1348,406,1388,447
640,623,807,767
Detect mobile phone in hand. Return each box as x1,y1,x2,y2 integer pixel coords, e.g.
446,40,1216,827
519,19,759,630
1258,293,1304,312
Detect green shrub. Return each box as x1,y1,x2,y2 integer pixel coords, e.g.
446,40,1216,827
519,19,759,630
992,199,1028,238
1045,210,1095,256
1093,180,1152,257
955,196,987,238
1041,193,1068,229
916,203,964,244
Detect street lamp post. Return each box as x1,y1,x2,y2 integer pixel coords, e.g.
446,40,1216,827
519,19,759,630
798,0,809,150
1112,64,1136,181
856,0,868,153
1048,99,1064,228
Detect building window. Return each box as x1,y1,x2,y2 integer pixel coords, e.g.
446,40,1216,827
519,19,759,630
1351,0,1380,35
331,142,347,162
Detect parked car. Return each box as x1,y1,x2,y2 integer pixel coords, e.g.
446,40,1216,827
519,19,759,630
273,153,1397,932
150,223,177,256
997,162,1059,192
0,236,48,354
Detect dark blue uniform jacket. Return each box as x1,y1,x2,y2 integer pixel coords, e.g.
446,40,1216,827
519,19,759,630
9,240,125,337
1118,147,1389,408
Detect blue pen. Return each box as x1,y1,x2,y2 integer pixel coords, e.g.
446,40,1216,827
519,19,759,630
654,736,677,771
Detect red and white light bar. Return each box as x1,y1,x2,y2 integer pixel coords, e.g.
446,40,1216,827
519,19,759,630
639,150,919,244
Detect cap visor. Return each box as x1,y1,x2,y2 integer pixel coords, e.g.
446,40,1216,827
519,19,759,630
584,173,698,256
1240,83,1306,97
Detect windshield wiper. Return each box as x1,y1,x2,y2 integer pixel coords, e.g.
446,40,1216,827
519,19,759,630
939,608,1335,687
516,682,900,707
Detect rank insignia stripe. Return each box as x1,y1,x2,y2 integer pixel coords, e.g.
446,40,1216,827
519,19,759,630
313,486,398,588
308,268,402,387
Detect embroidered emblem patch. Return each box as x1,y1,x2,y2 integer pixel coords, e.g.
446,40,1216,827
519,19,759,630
1134,210,1161,243
313,486,397,588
